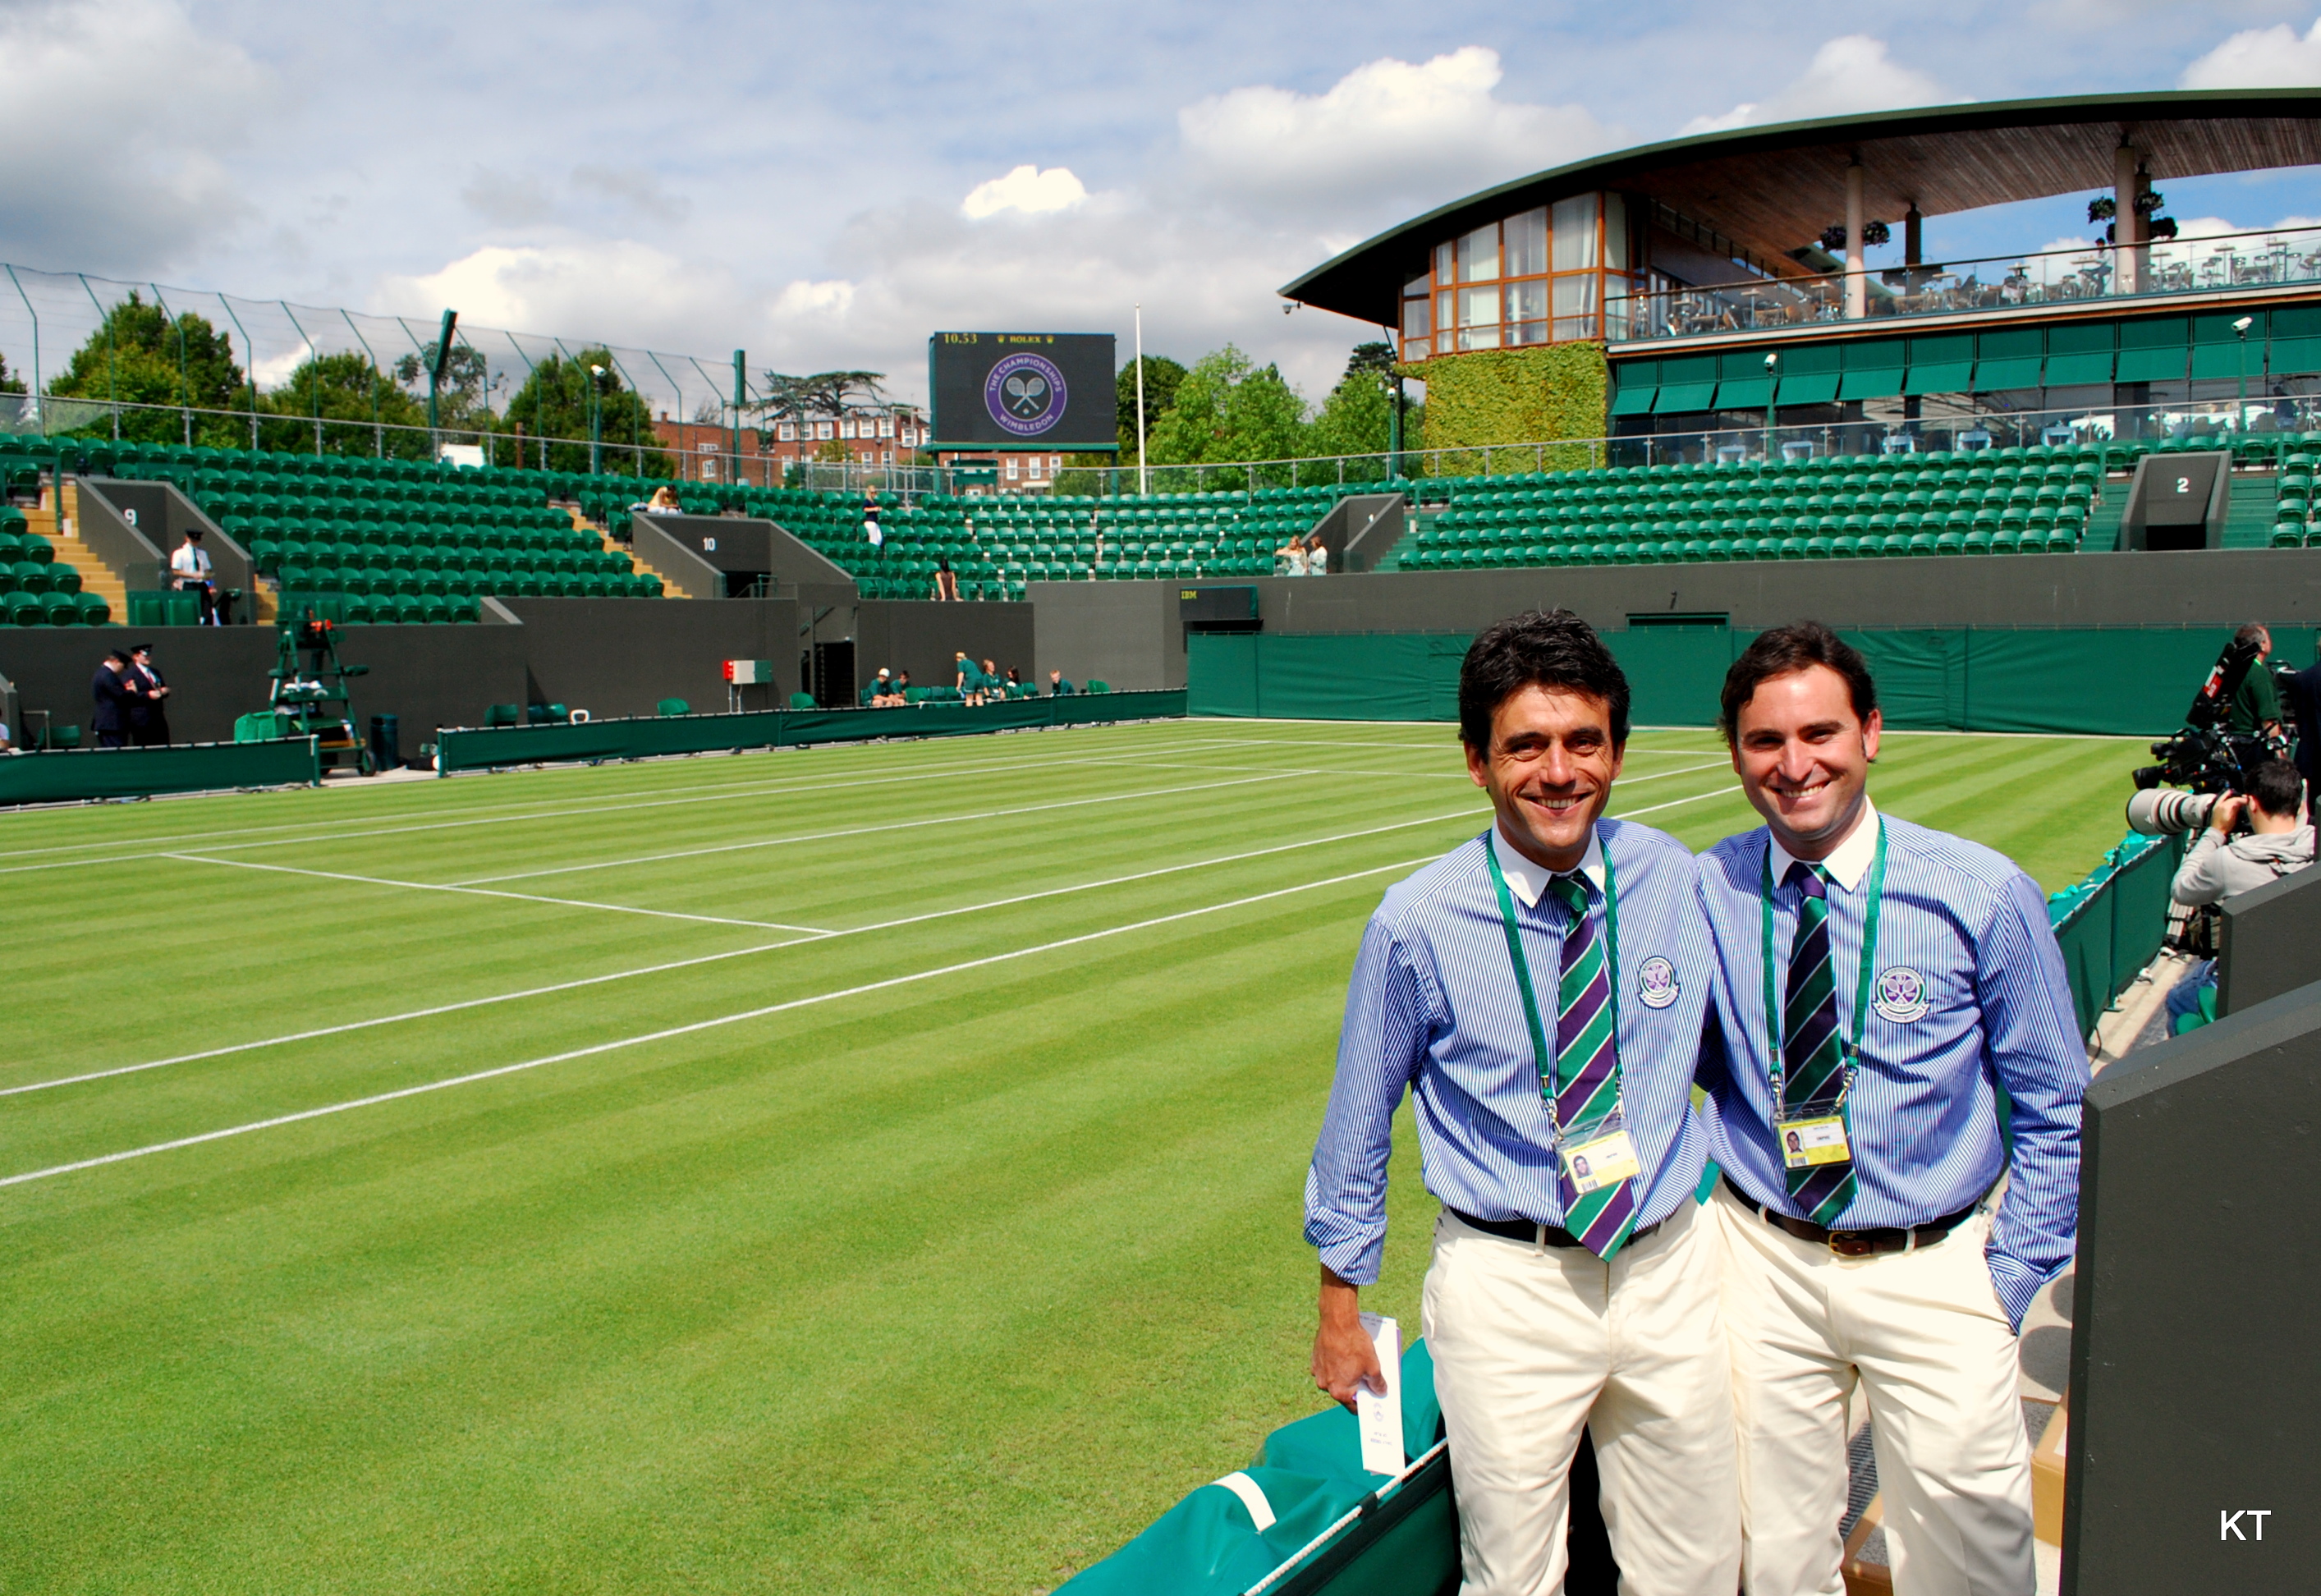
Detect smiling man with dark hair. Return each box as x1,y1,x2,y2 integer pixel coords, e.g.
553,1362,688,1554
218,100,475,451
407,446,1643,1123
1695,621,2086,1596
1306,608,1736,1596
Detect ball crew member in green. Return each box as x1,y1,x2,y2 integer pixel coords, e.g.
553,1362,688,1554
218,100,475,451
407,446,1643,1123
1694,624,2086,1596
1305,611,1737,1595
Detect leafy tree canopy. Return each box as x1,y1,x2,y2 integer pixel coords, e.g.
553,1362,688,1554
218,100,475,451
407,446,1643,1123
261,351,433,458
50,291,249,446
1116,355,1186,461
502,350,672,478
1144,345,1307,485
391,342,502,429
756,370,890,421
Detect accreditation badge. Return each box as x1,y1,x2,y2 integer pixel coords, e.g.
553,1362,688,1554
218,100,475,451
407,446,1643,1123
1557,1111,1642,1195
1777,1113,1851,1169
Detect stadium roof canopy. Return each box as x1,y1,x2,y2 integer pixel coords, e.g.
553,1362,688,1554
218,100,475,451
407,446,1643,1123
1282,89,2321,326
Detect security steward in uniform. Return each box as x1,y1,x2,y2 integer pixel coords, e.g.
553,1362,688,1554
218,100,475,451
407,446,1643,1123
1306,609,1738,1596
1695,622,2086,1596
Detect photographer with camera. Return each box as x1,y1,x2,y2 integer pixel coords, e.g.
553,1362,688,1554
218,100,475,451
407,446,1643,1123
2163,758,2314,1030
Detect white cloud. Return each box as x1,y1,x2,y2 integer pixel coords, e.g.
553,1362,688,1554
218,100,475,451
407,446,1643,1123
2181,16,2321,87
961,165,1089,220
375,242,741,356
0,0,267,273
1178,47,1615,218
1682,35,1948,135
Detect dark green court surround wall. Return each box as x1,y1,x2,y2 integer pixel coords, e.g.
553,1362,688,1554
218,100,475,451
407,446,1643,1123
1189,626,2319,736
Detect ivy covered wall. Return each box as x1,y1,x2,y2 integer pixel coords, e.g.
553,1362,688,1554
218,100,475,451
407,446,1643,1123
1410,342,1608,475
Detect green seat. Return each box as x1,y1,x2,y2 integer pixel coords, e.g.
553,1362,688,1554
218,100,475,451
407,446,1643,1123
40,592,79,625
789,692,817,709
2273,526,2305,548
73,591,111,624
1935,530,1966,555
657,698,690,717
2044,526,2078,553
4,589,41,624
1907,533,1938,556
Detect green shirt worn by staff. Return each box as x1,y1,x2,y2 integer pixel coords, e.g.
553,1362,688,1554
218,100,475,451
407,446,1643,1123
2229,657,2280,736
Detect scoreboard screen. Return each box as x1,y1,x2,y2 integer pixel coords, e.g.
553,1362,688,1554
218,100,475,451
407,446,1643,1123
928,332,1117,450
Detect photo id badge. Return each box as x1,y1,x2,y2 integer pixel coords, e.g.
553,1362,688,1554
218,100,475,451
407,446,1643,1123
1778,1113,1851,1169
1557,1112,1641,1195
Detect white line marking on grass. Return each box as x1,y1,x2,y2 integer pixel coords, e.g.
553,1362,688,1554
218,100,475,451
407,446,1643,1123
7,772,1755,1103
7,805,1505,1100
0,857,1442,1190
448,771,1304,886
159,855,837,934
0,737,1242,871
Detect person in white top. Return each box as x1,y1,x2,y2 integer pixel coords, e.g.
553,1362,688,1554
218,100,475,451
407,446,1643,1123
1305,533,1330,576
170,529,218,624
1278,536,1307,577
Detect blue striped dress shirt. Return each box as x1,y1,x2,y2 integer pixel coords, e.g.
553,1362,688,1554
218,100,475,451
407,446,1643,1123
1305,818,1715,1286
1695,804,2089,1329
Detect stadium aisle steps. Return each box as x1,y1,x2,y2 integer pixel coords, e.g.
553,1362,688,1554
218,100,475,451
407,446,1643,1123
607,508,702,600
2223,470,2279,549
52,484,127,621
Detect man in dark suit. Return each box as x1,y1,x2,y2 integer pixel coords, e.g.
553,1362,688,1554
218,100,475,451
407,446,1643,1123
91,648,137,747
126,643,172,747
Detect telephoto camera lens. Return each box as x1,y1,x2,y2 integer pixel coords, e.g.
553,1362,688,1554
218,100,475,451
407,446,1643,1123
2126,787,2219,836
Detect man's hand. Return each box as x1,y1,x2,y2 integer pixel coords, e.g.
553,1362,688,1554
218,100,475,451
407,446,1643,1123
2210,794,2249,836
1311,1265,1385,1412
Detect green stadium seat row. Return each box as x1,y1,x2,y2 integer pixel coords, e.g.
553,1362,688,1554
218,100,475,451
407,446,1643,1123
1400,525,2084,567
0,589,110,626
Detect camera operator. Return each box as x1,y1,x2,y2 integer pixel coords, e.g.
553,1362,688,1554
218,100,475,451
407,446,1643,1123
2164,757,2314,1030
2226,622,2285,745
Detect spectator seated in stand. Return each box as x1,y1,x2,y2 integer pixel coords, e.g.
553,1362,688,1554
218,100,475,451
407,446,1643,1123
862,667,895,707
643,486,681,516
886,670,912,705
1048,669,1076,696
983,660,1012,701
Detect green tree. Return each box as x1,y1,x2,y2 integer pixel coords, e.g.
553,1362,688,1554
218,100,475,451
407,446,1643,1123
0,353,26,396
50,291,250,445
1144,345,1309,488
502,350,671,478
1116,355,1186,466
392,342,502,433
261,351,433,457
1304,344,1416,481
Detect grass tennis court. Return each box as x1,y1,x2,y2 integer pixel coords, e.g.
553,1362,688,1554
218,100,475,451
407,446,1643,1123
0,718,2144,1594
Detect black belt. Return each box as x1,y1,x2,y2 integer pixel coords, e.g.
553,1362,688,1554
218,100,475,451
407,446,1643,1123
1449,1208,1661,1249
1722,1175,1979,1257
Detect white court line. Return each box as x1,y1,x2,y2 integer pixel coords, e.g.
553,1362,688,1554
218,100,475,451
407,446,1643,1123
1,776,1748,1103
450,771,1303,886
159,855,835,933
0,857,1443,1190
4,807,1498,1101
0,739,1237,874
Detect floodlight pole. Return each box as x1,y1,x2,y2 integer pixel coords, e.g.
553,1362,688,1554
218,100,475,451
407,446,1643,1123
428,308,459,459
1135,304,1147,495
589,364,605,475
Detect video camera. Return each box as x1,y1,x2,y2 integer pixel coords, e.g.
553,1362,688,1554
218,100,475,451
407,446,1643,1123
2129,636,2277,808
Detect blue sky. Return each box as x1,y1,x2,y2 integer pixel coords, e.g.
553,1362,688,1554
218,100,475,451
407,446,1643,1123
8,0,2321,406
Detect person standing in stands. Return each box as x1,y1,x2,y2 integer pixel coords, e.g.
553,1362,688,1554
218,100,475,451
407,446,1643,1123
1305,532,1330,576
1694,622,2085,1596
126,643,172,748
170,527,218,624
1277,534,1308,577
91,648,137,748
1307,609,1738,1596
864,493,883,553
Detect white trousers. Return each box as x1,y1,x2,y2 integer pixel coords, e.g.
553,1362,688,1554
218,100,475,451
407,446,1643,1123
1422,1199,1740,1596
1708,1184,2034,1596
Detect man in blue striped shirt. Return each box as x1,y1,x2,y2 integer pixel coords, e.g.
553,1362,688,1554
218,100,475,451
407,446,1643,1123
1695,622,2085,1596
1306,610,1738,1596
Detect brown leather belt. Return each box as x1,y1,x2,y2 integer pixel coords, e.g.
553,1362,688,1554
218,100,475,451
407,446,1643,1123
1449,1208,1661,1250
1723,1176,1978,1257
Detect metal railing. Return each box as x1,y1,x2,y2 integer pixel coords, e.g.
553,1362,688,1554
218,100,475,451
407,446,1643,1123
1603,224,2321,344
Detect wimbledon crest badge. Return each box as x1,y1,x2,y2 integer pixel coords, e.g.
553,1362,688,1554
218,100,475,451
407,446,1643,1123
984,352,1068,437
1874,965,1930,1023
1637,956,1680,1010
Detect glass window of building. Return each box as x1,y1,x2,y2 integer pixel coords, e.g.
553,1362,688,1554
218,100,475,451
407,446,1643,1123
1456,223,1499,282
1401,273,1431,361
1402,191,1637,360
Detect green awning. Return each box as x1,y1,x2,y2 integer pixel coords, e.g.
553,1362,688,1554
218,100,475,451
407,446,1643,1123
1654,354,1718,413
2271,305,2321,378
2114,316,2189,383
1609,359,1659,415
1837,339,1906,400
1904,333,1974,395
1972,327,2044,391
1714,377,1774,407
1773,343,1841,405
2043,322,2114,386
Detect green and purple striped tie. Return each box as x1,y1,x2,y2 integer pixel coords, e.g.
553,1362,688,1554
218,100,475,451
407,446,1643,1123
1783,861,1856,1227
1546,875,1635,1259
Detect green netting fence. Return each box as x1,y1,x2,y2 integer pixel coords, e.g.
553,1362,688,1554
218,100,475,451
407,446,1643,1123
1189,626,2318,736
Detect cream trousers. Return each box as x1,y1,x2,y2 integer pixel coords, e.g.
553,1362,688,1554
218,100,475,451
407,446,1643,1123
1422,1199,1741,1596
1709,1183,2034,1596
